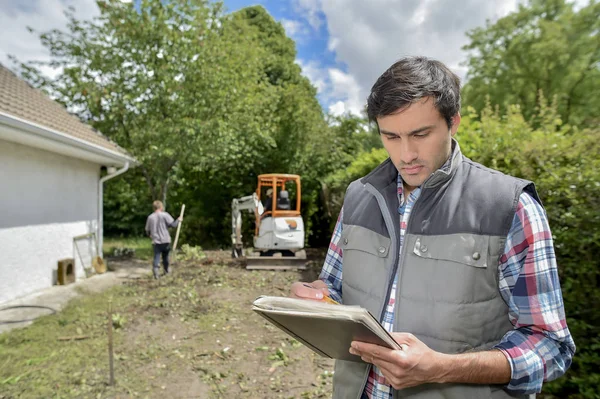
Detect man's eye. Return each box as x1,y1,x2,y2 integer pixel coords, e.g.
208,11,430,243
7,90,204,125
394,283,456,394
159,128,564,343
414,133,428,138
386,135,399,140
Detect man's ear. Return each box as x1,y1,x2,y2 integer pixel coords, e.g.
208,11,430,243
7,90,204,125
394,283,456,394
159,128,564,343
450,113,461,137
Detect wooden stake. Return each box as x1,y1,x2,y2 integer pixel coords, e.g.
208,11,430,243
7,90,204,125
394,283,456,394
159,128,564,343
58,335,89,341
107,299,115,386
172,204,186,261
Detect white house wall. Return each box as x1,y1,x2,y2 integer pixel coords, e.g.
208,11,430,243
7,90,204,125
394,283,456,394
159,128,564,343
0,139,100,304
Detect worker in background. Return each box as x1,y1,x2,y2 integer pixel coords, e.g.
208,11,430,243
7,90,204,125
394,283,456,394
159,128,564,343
145,200,182,279
262,188,273,218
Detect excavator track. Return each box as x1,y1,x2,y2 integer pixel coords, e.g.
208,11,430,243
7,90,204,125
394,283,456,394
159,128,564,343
245,250,307,270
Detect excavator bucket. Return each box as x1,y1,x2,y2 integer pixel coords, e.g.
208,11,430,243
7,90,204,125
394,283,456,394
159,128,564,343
245,250,307,270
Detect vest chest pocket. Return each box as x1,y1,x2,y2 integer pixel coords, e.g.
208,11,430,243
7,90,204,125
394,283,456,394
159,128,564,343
341,226,391,258
340,224,392,299
412,234,497,268
407,233,503,303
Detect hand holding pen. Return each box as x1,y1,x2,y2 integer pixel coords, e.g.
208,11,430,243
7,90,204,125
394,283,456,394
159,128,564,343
290,280,339,304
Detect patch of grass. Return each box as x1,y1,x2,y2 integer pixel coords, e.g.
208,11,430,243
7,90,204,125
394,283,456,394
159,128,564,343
0,286,131,398
103,236,153,260
0,265,221,398
0,253,335,398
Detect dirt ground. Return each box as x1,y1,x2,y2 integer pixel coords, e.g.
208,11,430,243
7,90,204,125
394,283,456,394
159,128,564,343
0,249,335,399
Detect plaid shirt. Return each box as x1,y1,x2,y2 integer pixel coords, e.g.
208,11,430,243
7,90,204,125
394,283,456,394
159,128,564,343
320,173,575,397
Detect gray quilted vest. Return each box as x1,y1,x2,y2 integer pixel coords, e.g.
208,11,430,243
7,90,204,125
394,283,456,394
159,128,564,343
332,143,539,399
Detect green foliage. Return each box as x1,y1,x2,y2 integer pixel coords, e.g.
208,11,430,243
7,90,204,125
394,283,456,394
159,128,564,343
179,244,206,261
324,146,389,222
102,169,150,237
462,0,600,128
111,313,126,329
103,236,152,260
296,114,380,244
108,247,135,258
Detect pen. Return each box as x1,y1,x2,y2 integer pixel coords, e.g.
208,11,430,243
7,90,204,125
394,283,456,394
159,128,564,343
302,283,339,305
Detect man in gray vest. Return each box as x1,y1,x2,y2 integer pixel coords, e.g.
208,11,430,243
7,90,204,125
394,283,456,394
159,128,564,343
291,56,574,398
145,200,182,279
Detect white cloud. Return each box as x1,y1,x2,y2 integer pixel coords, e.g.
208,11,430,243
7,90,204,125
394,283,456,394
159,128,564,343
327,36,340,52
293,0,539,116
281,18,301,36
5,0,591,117
572,0,592,10
297,59,363,116
328,101,346,116
280,18,309,42
293,0,323,30
0,0,99,74
328,68,362,115
296,59,328,93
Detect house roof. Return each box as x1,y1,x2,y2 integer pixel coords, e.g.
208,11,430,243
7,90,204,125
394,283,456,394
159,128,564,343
0,64,131,158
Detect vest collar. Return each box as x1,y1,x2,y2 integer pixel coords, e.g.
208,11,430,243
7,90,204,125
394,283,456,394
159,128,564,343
423,139,462,188
361,139,463,192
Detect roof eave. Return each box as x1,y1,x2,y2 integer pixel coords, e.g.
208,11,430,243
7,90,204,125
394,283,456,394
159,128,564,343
0,111,137,167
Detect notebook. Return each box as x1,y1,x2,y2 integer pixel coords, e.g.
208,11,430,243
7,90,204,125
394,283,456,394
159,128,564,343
252,295,400,362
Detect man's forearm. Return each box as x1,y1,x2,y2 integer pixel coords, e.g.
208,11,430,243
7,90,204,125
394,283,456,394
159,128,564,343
434,349,511,385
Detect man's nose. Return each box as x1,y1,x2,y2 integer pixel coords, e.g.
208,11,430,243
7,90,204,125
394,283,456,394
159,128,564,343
399,140,418,164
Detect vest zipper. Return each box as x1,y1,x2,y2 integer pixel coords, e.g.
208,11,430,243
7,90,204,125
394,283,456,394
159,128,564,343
368,180,430,399
363,183,402,399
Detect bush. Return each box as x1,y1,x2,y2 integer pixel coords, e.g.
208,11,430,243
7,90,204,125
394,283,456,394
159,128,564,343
323,147,389,223
459,102,600,398
179,244,206,261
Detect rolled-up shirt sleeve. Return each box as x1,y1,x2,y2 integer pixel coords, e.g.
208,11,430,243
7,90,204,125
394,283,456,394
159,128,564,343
495,192,575,394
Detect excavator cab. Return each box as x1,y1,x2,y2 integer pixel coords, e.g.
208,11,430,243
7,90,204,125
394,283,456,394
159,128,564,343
231,174,306,270
256,174,301,218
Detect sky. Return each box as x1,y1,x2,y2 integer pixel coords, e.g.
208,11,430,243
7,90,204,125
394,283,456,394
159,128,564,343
0,0,589,116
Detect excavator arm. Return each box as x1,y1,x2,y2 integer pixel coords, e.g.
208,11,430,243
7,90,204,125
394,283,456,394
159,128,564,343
231,193,263,258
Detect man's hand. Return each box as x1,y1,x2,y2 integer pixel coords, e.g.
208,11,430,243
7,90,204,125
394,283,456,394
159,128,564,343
178,216,183,222
290,280,331,300
350,333,512,389
349,333,443,390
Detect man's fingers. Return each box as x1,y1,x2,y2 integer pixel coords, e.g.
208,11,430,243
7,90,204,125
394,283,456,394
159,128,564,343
309,280,328,290
350,348,375,364
351,342,409,365
290,281,324,300
350,348,406,378
351,341,377,354
351,341,387,357
390,332,417,345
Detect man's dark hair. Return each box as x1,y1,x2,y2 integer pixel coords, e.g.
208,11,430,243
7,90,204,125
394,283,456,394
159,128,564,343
366,56,461,128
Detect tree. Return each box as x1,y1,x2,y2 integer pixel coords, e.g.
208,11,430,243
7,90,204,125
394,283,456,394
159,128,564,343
14,0,274,205
13,0,337,246
174,5,333,247
462,0,600,127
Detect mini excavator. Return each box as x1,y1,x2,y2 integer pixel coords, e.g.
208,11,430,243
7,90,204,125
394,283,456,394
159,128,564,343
231,174,306,270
